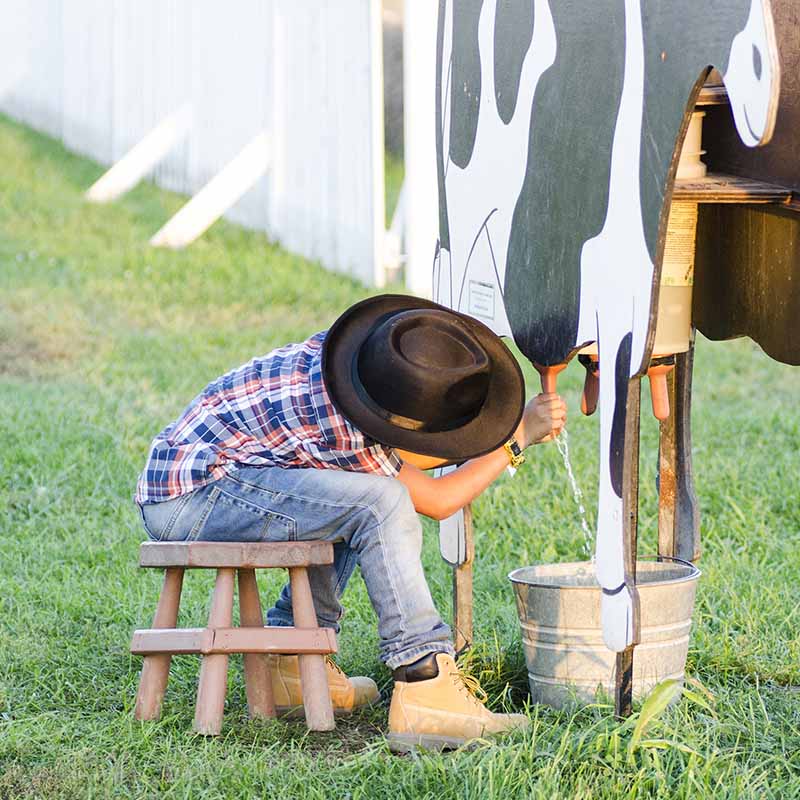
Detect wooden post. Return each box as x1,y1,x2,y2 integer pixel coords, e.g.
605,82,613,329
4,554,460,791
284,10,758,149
134,567,184,721
237,569,276,720
658,336,701,561
453,503,475,654
289,567,335,732
194,568,235,735
615,377,642,719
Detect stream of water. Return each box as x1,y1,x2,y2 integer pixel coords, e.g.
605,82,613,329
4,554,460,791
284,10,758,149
554,428,595,560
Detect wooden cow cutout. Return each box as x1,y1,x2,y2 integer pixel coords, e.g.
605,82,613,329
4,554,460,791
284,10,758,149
434,0,780,656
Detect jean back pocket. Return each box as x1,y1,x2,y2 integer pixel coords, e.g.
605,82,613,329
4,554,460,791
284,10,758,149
189,486,296,543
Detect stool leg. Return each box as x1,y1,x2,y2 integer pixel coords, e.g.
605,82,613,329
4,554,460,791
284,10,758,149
289,567,335,731
237,568,276,720
194,568,235,735
135,567,184,721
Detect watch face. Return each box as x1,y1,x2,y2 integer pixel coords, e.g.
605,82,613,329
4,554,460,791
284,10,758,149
504,439,524,468
503,436,525,469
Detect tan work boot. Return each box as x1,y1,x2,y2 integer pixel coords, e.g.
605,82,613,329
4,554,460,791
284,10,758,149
388,653,529,752
269,655,379,717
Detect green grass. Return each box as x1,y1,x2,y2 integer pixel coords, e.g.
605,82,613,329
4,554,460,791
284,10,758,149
1,113,799,798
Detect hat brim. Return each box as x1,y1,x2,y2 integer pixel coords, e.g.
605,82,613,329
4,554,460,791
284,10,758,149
322,294,525,462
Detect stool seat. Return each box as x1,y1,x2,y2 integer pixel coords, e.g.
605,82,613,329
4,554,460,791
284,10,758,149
139,540,334,569
131,539,337,735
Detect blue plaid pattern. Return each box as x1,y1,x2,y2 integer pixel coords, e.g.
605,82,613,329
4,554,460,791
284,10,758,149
135,331,402,503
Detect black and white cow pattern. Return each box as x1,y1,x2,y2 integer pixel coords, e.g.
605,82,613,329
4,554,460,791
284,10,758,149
434,0,779,651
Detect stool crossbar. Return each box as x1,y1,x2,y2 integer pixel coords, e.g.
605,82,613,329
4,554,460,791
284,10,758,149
131,541,337,734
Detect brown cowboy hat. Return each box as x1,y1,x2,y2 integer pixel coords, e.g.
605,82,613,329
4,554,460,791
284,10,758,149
322,294,525,462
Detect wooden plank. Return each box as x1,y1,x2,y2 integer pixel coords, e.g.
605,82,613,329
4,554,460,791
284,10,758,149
673,173,791,204
132,627,213,656
615,378,642,719
614,648,635,719
213,626,337,655
452,503,474,654
185,0,271,230
367,0,387,286
86,105,192,203
61,0,114,163
139,541,334,569
150,132,271,249
133,566,184,720
694,204,800,366
696,84,729,106
403,0,440,296
131,626,338,656
237,569,276,720
658,338,701,562
270,0,384,285
194,568,236,735
784,196,800,215
0,0,65,138
289,567,336,731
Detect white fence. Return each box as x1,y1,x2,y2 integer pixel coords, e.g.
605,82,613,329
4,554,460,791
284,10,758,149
402,0,439,297
0,0,386,285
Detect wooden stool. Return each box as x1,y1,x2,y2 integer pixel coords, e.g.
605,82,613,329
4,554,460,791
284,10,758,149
131,541,337,734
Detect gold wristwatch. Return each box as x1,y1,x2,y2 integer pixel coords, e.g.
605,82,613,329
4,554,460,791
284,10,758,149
503,436,525,469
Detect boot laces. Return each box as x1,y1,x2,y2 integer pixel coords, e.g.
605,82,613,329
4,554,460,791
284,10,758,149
325,656,346,677
451,666,488,707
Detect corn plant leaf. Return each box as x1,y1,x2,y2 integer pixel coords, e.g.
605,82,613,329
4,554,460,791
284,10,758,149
681,687,716,716
628,679,683,755
638,738,671,750
685,676,716,704
639,739,701,757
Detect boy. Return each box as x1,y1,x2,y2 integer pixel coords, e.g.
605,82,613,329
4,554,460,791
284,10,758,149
136,294,566,751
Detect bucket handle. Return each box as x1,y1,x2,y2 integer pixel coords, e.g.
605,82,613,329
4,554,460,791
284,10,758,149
641,553,700,577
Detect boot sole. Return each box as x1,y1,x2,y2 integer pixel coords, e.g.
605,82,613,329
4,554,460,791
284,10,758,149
387,732,477,754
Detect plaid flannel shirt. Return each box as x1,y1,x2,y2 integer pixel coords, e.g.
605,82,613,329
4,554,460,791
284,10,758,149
135,331,402,504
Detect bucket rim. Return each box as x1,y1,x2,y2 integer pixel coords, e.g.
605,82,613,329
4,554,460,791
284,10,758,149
508,555,701,589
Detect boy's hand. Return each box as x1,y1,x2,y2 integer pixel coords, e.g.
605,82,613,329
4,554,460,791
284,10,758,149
516,393,567,447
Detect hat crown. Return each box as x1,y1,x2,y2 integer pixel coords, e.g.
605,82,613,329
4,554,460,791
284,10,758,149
357,310,491,432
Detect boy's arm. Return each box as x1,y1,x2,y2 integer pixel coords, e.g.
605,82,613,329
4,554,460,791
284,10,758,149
396,393,566,520
397,448,514,520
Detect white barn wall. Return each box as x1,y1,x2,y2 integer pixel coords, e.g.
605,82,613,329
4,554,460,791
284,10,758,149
0,0,385,286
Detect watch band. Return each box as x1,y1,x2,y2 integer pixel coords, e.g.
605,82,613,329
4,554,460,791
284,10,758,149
503,436,526,470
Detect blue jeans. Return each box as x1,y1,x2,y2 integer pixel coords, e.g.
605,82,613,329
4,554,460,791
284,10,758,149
138,466,454,668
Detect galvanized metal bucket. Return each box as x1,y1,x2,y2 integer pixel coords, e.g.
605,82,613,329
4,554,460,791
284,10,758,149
508,557,701,708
